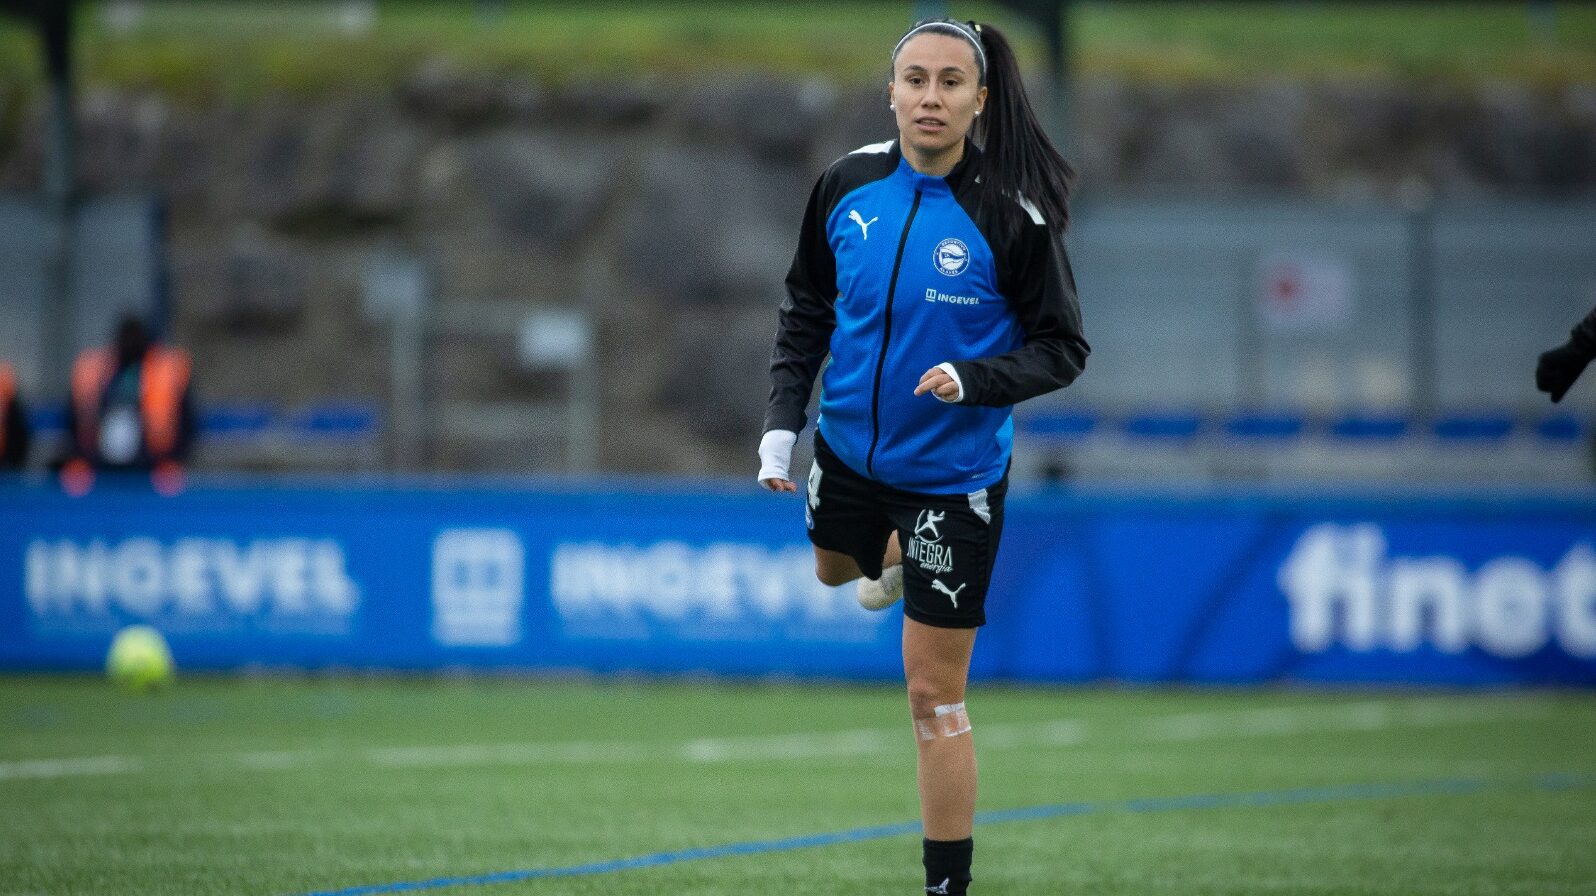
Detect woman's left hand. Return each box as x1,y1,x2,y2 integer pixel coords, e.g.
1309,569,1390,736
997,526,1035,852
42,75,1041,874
914,366,962,402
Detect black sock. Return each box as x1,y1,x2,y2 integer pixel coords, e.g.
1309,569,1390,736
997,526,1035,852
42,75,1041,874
922,837,973,894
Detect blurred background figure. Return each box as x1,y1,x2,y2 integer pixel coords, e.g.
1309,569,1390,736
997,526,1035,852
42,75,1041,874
58,314,195,495
1538,306,1596,403
0,359,29,470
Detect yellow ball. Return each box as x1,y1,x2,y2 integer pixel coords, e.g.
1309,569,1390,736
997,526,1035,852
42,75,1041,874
106,625,175,691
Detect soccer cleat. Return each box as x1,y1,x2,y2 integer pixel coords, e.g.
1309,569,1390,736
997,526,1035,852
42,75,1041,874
856,563,905,610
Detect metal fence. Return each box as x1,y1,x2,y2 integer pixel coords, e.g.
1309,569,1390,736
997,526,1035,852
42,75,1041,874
1059,198,1596,412
3,193,1593,482
1014,198,1596,484
0,193,164,398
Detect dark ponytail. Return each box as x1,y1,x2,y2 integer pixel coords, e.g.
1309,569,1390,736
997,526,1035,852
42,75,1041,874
970,21,1075,234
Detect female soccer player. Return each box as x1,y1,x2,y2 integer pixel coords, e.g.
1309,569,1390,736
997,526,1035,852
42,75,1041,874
757,18,1089,894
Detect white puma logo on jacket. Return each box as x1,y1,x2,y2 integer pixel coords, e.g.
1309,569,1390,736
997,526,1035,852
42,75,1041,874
848,209,878,239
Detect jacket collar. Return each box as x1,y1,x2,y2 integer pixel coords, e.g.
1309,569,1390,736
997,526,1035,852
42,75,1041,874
891,138,981,192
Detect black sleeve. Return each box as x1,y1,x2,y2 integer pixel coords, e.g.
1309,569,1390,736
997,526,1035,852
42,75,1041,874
1571,305,1596,356
2,396,27,468
763,173,838,434
950,220,1089,407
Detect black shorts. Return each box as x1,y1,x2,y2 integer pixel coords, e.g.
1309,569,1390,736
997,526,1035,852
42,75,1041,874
806,430,1007,629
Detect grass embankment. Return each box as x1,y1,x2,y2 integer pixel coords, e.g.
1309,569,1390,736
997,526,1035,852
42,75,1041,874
0,1,1593,101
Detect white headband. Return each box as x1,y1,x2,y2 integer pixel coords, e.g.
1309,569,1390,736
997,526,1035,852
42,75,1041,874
891,21,987,82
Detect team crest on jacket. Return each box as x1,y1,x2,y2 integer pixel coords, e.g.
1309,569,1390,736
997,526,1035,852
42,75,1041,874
933,238,969,276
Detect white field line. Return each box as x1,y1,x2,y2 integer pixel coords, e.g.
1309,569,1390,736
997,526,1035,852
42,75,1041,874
979,718,1090,749
676,728,893,763
0,697,1554,781
0,755,144,780
367,739,660,767
1133,698,1547,742
376,718,1090,768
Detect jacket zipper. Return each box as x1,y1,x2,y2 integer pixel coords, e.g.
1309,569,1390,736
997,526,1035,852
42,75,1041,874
866,187,922,478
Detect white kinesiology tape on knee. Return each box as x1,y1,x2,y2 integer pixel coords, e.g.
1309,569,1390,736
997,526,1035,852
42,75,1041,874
915,702,972,741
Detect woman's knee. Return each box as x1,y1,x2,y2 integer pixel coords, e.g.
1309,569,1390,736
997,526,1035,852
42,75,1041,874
813,549,861,587
815,561,854,587
906,677,963,719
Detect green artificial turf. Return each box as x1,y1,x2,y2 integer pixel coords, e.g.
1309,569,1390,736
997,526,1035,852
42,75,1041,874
1,677,1592,895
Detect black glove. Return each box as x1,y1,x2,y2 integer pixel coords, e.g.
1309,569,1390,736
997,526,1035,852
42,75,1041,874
1537,341,1593,403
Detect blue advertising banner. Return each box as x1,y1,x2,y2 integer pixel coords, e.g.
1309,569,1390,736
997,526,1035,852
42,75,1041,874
2,480,1594,685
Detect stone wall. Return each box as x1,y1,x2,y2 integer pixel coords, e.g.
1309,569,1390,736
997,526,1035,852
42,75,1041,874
1,69,1592,474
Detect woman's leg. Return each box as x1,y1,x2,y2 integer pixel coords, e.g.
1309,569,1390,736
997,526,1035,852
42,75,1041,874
813,532,901,587
903,617,978,838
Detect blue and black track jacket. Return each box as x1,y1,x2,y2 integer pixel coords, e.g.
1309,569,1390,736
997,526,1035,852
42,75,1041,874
765,139,1089,495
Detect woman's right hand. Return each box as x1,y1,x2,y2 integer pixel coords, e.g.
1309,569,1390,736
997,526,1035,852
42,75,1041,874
756,430,798,492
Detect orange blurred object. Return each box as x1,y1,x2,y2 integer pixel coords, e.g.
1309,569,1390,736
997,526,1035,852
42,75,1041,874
61,458,94,497
152,461,186,497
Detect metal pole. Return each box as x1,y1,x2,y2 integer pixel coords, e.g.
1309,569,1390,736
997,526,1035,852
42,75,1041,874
366,249,430,472
389,309,424,472
1049,1,1073,153
39,2,76,399
1237,258,1264,409
569,244,609,476
566,353,599,475
1406,196,1438,419
1528,0,1558,46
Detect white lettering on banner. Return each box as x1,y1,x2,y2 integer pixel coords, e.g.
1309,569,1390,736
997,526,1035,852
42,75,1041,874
550,542,871,625
1386,556,1469,653
431,529,525,647
23,537,360,622
1556,545,1596,657
1472,558,1550,659
1278,524,1596,660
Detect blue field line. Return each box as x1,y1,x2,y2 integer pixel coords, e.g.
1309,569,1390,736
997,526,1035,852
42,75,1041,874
295,773,1590,896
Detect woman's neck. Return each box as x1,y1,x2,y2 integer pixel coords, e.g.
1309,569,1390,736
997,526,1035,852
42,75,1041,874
902,138,964,177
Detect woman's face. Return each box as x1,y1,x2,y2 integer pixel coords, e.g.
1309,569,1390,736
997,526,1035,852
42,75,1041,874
890,32,987,166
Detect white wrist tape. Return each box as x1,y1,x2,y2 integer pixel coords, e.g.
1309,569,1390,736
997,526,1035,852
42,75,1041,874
756,429,798,484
